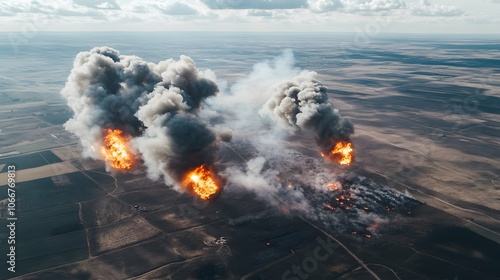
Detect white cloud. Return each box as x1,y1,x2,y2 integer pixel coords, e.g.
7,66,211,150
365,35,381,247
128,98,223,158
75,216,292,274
0,0,55,15
0,0,498,33
342,0,406,12
0,0,113,19
411,2,464,17
308,0,344,13
201,0,308,10
73,0,120,10
162,2,199,15
247,9,274,17
308,0,405,13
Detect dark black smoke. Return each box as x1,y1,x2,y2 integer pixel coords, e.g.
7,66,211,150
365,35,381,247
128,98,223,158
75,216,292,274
260,70,354,154
61,46,220,188
164,114,218,181
61,47,419,235
61,47,161,154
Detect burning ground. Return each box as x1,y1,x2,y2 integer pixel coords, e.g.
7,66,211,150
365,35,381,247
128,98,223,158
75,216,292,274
220,138,422,237
61,47,420,235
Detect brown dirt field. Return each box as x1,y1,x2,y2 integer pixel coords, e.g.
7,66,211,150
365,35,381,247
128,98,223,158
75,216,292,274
0,161,78,183
82,196,135,227
88,216,160,255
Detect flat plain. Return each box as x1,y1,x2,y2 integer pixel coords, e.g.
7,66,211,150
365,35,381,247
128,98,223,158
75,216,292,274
0,33,498,279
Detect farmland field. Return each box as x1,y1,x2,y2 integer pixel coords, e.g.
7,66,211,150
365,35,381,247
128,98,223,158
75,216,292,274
38,112,72,125
81,196,134,227
0,203,87,279
0,165,106,278
0,171,106,213
88,216,160,255
0,31,499,279
0,151,62,172
0,162,78,184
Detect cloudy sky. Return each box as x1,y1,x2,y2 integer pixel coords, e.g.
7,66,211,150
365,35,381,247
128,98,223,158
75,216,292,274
1,0,499,33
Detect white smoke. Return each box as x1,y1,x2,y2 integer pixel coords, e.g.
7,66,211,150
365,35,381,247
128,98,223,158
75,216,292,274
207,49,417,233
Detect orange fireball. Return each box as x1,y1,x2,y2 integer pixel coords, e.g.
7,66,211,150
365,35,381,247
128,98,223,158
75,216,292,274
330,141,353,166
100,128,135,170
184,165,219,200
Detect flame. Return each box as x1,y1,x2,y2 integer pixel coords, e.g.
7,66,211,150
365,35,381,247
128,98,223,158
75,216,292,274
323,203,336,211
326,181,341,191
184,165,219,200
100,129,135,170
330,141,353,166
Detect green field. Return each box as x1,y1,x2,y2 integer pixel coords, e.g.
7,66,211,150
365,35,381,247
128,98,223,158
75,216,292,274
0,150,62,172
16,204,83,241
0,170,108,279
0,229,88,278
0,171,107,213
38,112,72,125
0,203,88,279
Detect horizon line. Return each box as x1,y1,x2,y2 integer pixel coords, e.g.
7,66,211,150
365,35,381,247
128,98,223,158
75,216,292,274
1,31,500,35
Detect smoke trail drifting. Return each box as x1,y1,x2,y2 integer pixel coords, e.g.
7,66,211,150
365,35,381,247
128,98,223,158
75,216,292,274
210,50,418,234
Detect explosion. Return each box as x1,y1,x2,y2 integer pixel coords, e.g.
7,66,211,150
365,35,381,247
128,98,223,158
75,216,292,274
62,47,358,203
100,129,135,170
330,142,353,166
184,165,220,200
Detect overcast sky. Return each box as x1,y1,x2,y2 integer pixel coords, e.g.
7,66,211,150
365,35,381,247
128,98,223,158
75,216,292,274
1,0,499,33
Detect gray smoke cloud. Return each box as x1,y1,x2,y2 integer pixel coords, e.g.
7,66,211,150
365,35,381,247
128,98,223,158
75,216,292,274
61,46,220,189
260,69,355,154
208,50,418,234
131,55,220,187
61,47,160,158
221,140,420,235
207,49,353,156
61,47,419,234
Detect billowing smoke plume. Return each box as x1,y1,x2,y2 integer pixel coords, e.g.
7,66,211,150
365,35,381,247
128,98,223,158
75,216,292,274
61,46,220,188
131,56,220,187
208,50,419,234
61,47,159,157
260,70,354,154
62,47,419,234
